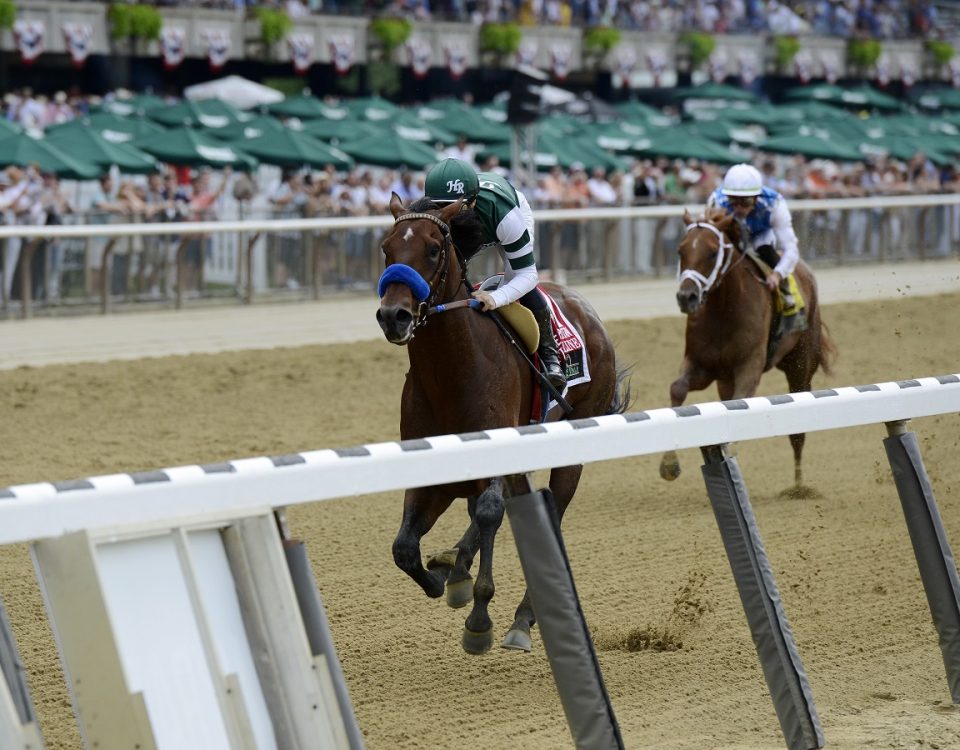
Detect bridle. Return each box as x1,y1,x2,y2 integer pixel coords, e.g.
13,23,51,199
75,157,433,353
677,219,744,305
385,211,469,333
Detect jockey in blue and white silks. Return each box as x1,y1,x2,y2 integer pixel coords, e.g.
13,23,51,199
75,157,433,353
707,164,800,299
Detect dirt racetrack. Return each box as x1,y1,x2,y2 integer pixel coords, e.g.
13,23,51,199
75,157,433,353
1,289,959,750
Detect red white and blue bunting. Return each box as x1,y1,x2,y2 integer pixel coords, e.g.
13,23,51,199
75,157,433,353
160,27,186,70
549,42,571,81
443,39,468,80
516,39,538,69
645,50,667,88
287,32,314,75
406,38,432,79
62,22,92,68
612,47,637,90
328,34,354,76
200,28,230,72
13,20,45,65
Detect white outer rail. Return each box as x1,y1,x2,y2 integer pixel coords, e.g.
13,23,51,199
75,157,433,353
0,374,957,546
0,193,957,240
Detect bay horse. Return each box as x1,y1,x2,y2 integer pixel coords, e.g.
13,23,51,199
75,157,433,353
659,207,836,492
376,194,631,655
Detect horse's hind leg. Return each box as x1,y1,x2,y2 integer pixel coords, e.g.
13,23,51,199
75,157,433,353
661,361,713,480
502,464,583,652
780,345,816,490
462,477,506,655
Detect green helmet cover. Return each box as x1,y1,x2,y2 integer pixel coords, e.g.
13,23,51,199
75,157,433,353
424,158,479,204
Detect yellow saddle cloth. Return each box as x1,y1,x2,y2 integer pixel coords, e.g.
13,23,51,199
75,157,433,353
776,273,805,317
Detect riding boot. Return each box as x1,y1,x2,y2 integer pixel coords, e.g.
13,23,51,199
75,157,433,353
532,306,567,391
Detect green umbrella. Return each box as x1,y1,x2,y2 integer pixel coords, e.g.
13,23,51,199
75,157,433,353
875,113,960,137
134,126,257,169
785,84,905,112
633,128,744,164
672,83,760,103
757,133,863,162
148,99,245,130
340,131,439,169
45,126,158,174
268,93,350,121
301,118,385,143
344,96,402,122
912,88,960,112
862,135,953,165
391,112,458,146
0,119,20,137
229,129,353,170
475,131,626,172
581,120,657,152
210,114,287,142
0,133,100,179
684,119,766,146
691,103,799,128
48,112,167,144
414,102,511,144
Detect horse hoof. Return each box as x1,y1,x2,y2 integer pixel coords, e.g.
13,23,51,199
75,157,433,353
659,461,681,481
501,628,532,652
462,627,494,655
446,578,473,609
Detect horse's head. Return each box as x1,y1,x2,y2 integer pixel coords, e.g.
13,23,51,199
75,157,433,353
376,193,464,344
675,207,741,315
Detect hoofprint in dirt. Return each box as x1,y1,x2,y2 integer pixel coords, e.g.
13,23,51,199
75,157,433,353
0,292,956,750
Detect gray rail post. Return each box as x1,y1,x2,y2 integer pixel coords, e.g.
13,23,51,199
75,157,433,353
701,445,824,750
505,481,624,750
884,419,960,702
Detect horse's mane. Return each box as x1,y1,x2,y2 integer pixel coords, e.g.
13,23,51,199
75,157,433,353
405,197,485,260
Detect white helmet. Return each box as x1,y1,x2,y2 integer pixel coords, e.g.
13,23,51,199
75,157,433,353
721,163,763,197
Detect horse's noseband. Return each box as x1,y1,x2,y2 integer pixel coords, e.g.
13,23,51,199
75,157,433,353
677,220,737,304
379,211,466,335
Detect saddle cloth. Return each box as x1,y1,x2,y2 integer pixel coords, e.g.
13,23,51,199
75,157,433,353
745,252,805,316
477,276,590,420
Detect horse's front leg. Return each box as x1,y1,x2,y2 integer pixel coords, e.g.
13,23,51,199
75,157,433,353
660,359,713,481
393,486,456,599
426,517,479,610
462,477,506,654
502,465,582,652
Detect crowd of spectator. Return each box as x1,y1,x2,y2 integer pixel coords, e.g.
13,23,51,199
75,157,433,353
150,0,948,39
1,81,958,305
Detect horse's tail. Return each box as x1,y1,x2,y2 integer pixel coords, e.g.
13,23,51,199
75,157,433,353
606,362,634,415
817,319,838,377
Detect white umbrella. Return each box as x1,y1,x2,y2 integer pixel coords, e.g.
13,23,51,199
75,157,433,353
184,76,284,111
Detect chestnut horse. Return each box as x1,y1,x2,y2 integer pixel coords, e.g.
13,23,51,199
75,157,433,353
659,208,836,491
376,194,631,654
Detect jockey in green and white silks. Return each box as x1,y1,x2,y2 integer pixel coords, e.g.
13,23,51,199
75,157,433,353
707,163,800,306
424,158,566,390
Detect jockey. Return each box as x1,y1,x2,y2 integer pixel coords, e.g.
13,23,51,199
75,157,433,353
708,163,800,309
423,157,566,390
